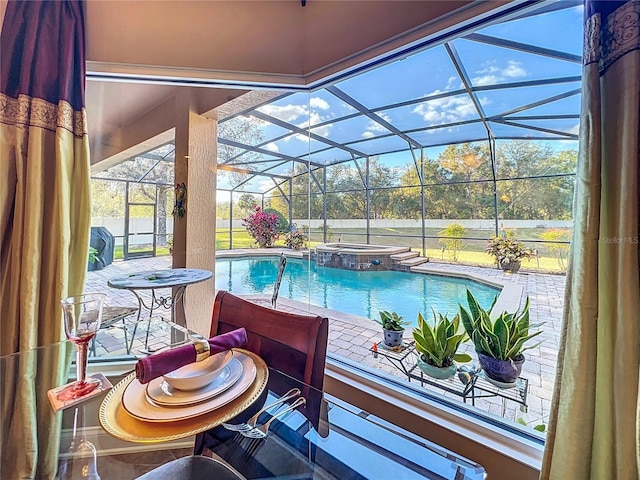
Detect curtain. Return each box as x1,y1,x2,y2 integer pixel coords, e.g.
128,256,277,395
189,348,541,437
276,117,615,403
0,0,91,355
540,2,640,479
0,1,90,478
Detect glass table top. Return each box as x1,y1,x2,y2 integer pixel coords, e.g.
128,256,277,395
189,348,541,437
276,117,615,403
0,341,486,479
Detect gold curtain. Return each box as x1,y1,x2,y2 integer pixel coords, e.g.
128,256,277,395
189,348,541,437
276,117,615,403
0,2,91,355
0,343,70,479
1,1,91,478
541,2,640,479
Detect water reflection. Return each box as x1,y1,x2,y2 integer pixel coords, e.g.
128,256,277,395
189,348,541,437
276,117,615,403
217,257,499,328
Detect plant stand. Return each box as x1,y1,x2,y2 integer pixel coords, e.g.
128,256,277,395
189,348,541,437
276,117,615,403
371,340,416,378
370,342,529,415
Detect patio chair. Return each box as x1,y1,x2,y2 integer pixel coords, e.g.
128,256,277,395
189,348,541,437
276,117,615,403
90,305,139,356
194,290,329,455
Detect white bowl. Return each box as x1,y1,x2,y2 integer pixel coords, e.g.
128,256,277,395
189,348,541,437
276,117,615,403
163,350,234,391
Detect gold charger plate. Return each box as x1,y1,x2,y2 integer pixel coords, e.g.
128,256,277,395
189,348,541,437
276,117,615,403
99,348,268,443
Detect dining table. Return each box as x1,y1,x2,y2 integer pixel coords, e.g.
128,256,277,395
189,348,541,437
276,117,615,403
0,340,487,480
107,267,212,353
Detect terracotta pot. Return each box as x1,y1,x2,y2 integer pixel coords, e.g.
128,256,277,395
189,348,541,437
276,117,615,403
477,352,524,384
382,328,404,347
416,355,456,380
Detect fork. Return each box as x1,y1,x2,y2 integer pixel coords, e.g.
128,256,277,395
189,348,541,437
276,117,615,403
238,396,306,438
222,388,301,432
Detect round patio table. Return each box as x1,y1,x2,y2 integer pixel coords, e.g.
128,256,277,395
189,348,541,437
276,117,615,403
108,268,212,353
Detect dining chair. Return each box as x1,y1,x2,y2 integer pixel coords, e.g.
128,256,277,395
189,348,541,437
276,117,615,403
194,290,329,456
209,290,328,392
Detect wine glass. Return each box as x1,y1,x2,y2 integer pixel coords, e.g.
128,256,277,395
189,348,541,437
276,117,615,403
57,407,101,480
57,293,106,401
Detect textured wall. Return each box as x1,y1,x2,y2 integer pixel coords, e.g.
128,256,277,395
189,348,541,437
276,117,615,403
173,103,217,336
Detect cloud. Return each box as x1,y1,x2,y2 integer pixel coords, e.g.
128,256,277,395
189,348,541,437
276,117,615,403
412,95,480,124
445,76,460,90
258,104,307,122
362,113,391,138
503,61,527,78
259,102,333,142
471,60,528,86
310,97,330,110
264,142,279,152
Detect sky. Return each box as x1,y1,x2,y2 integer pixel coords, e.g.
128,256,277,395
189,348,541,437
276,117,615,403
217,3,584,195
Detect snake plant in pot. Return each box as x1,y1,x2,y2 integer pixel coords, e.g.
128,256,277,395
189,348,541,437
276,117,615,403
412,311,472,380
376,310,410,348
459,289,543,387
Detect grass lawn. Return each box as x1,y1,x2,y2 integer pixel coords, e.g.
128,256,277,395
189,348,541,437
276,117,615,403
115,227,568,274
216,227,568,274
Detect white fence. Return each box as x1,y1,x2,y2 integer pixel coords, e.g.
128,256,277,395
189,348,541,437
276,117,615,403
288,219,573,230
93,217,572,246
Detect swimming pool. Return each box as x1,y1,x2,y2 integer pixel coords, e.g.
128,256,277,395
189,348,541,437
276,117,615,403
215,257,500,328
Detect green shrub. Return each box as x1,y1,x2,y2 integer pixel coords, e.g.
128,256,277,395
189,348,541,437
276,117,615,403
263,208,289,233
438,223,466,262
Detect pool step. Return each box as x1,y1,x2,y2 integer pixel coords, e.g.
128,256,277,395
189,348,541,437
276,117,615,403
400,256,430,267
390,251,419,261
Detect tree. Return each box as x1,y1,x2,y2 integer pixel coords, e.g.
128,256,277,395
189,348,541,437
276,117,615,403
99,156,174,246
496,142,577,220
217,116,265,187
91,179,125,217
366,157,400,219
237,194,258,218
435,143,493,219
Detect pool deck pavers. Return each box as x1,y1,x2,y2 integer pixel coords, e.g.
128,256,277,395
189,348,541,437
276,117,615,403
86,250,565,429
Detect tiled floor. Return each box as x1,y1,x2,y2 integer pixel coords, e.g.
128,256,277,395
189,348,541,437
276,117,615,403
87,251,565,428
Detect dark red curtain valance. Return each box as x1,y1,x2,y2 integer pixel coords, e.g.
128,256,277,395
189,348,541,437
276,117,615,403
1,0,86,110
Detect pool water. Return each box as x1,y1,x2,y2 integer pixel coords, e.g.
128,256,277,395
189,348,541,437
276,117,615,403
215,257,500,328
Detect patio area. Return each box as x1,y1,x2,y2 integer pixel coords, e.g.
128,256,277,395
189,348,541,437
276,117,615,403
86,252,565,430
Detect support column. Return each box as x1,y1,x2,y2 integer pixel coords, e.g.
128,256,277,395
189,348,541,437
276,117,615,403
173,98,217,337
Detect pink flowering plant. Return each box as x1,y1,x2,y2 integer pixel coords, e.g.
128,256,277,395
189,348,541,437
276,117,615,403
242,206,280,248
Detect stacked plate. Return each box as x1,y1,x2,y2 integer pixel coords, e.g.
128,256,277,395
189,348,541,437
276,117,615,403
122,351,258,422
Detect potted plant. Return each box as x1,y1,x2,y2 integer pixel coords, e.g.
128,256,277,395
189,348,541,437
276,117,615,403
375,310,410,348
284,229,307,250
485,236,532,273
87,247,104,271
412,311,472,380
459,289,543,387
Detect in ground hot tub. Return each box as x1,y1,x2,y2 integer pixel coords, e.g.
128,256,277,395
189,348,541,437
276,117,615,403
313,243,411,271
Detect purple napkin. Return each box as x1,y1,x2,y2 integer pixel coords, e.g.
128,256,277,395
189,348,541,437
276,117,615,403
135,328,247,384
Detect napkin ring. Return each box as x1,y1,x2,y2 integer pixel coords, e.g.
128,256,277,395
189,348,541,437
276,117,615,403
194,339,210,362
